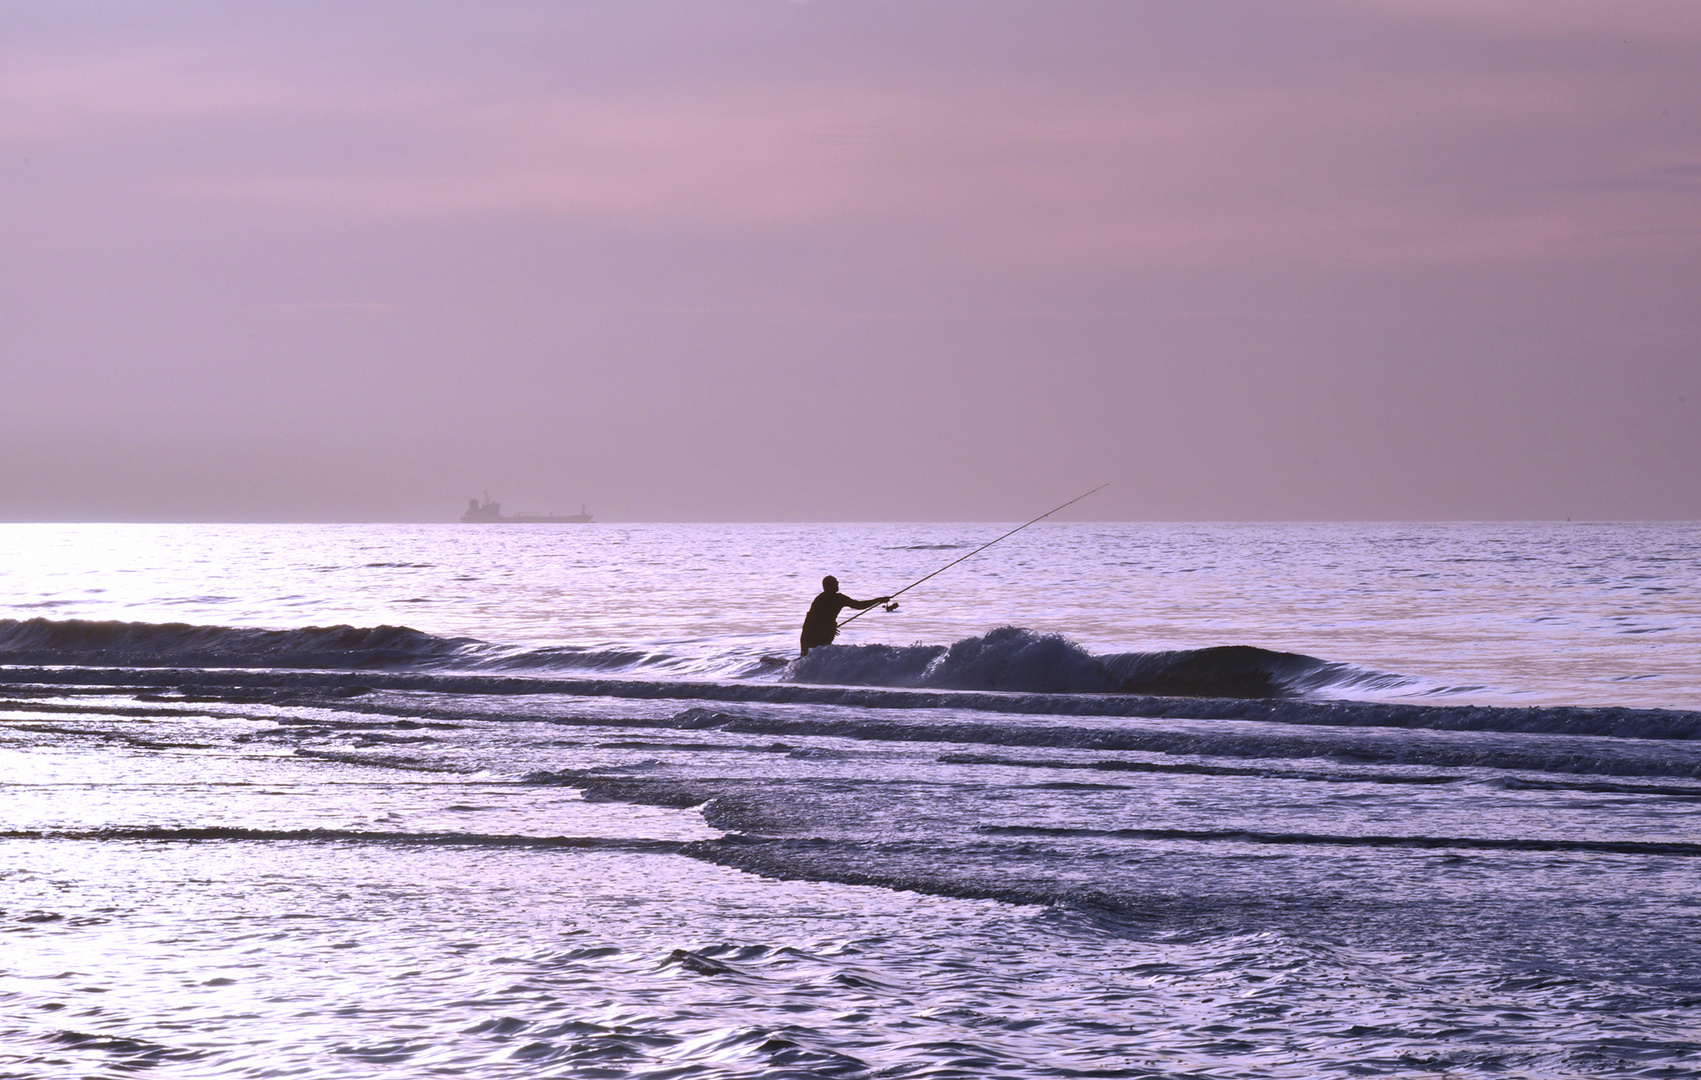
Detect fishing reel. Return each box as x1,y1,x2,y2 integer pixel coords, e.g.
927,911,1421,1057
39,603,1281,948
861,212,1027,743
882,602,900,612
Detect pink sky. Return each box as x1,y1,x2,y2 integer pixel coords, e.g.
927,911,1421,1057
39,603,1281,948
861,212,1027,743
3,1,1697,521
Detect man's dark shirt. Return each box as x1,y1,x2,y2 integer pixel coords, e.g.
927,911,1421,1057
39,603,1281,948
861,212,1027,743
800,591,873,654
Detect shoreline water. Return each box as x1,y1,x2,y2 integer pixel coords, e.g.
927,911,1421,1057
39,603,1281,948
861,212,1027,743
3,522,1697,1076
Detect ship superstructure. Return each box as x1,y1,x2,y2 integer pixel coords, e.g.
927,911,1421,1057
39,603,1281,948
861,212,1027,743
460,495,592,524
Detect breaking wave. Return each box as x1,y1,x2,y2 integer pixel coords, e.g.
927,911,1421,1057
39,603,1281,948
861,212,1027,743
0,619,1405,701
0,618,661,674
0,617,473,669
5,618,1698,743
786,626,1407,699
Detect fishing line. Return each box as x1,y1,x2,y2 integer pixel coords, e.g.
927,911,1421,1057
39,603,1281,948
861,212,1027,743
837,483,1108,630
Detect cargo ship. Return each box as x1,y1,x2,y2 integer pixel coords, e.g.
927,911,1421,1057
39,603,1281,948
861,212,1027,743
460,495,592,524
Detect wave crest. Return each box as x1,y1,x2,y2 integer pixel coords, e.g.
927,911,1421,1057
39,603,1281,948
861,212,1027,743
0,617,471,670
0,617,675,675
789,626,1400,699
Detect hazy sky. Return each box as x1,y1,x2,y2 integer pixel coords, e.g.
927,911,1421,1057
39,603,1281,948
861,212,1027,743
3,1,1697,521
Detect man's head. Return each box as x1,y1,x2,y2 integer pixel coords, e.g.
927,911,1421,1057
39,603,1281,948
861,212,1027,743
822,575,839,592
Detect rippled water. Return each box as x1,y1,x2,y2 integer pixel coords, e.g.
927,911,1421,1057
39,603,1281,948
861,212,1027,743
1,522,1697,1077
2,520,1697,706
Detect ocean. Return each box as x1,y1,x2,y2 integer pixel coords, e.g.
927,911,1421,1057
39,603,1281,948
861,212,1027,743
0,521,1697,1078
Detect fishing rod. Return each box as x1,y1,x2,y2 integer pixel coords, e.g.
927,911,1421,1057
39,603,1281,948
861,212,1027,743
837,483,1108,630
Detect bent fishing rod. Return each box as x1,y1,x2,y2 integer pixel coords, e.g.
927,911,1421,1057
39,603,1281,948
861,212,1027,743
837,483,1109,630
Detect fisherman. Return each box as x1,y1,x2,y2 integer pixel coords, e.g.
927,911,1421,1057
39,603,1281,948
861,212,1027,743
800,576,890,656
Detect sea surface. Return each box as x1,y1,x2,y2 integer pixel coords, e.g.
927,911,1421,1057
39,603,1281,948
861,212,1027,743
0,521,1697,1078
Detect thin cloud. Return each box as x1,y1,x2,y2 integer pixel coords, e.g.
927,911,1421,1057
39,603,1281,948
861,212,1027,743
4,13,1697,270
269,303,396,321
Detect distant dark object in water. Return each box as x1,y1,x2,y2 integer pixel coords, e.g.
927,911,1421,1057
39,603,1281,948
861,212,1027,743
460,495,591,524
667,948,740,976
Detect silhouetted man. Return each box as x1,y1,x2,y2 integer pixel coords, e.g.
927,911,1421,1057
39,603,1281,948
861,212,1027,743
800,575,890,656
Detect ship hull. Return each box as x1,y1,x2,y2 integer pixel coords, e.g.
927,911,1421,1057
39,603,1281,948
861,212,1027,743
461,496,591,524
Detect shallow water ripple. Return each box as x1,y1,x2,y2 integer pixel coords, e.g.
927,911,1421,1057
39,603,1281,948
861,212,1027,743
2,521,1698,1076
